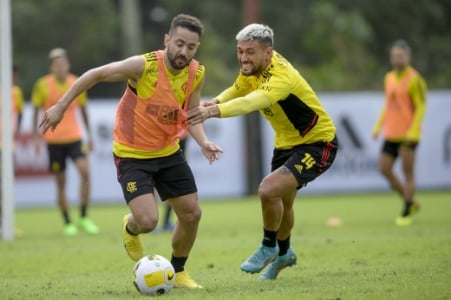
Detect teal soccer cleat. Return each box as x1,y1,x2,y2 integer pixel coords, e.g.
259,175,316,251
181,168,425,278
240,244,279,273
259,247,297,280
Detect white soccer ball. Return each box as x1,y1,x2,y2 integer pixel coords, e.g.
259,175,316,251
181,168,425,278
132,254,176,296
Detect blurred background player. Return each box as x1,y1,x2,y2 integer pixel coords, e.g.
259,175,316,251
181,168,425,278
39,14,222,289
11,65,24,140
0,64,24,235
32,48,98,236
372,40,427,226
188,24,337,281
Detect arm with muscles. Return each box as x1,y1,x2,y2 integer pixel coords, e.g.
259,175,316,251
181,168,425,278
187,78,223,164
201,80,243,107
405,76,427,142
187,90,272,125
39,56,145,133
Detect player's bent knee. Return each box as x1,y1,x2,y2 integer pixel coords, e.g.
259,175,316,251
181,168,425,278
189,207,202,223
179,207,202,224
135,215,158,233
258,181,276,201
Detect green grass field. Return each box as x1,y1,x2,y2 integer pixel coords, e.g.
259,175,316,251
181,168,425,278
1,191,450,300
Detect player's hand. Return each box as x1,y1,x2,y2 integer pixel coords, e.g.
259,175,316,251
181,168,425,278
201,141,223,164
187,106,211,125
200,99,218,108
39,103,65,134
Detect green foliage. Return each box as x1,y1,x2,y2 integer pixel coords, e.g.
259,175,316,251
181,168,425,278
10,0,451,98
0,191,450,299
12,0,119,97
264,0,378,90
344,0,451,89
141,0,243,96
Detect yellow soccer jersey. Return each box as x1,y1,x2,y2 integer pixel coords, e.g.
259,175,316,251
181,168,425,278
0,85,24,147
216,51,336,149
113,51,205,159
12,85,24,114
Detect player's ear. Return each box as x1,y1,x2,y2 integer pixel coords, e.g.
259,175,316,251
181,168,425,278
267,47,273,55
164,34,170,47
265,47,273,60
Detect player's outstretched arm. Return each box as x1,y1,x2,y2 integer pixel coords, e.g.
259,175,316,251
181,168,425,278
187,78,223,164
39,56,145,133
187,91,271,125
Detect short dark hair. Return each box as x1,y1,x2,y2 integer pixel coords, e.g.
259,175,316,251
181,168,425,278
169,14,204,37
391,39,411,54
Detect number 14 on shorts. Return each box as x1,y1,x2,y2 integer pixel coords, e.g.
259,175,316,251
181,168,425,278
295,152,316,174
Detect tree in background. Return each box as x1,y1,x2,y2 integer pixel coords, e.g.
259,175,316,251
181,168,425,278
12,0,451,98
12,0,119,97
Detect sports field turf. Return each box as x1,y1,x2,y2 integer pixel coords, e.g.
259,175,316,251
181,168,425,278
1,191,450,300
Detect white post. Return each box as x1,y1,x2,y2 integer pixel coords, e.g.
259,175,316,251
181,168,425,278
0,0,15,241
119,0,142,57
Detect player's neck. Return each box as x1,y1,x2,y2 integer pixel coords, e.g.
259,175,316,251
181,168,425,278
53,74,68,83
255,61,271,77
393,65,410,74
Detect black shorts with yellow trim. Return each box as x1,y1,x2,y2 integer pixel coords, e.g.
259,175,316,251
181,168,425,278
114,150,197,204
382,140,418,159
271,137,338,189
47,140,87,173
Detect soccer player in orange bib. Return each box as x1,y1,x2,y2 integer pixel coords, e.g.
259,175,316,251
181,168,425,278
32,48,98,236
188,24,337,281
372,40,427,226
39,14,222,288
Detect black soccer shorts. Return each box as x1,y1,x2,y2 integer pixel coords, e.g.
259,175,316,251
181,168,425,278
47,140,87,173
114,150,197,203
382,140,418,159
271,137,338,189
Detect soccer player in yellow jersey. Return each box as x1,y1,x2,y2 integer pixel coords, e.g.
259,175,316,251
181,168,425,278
11,65,24,138
11,64,24,138
40,14,222,289
188,24,338,280
32,48,99,236
372,40,426,226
